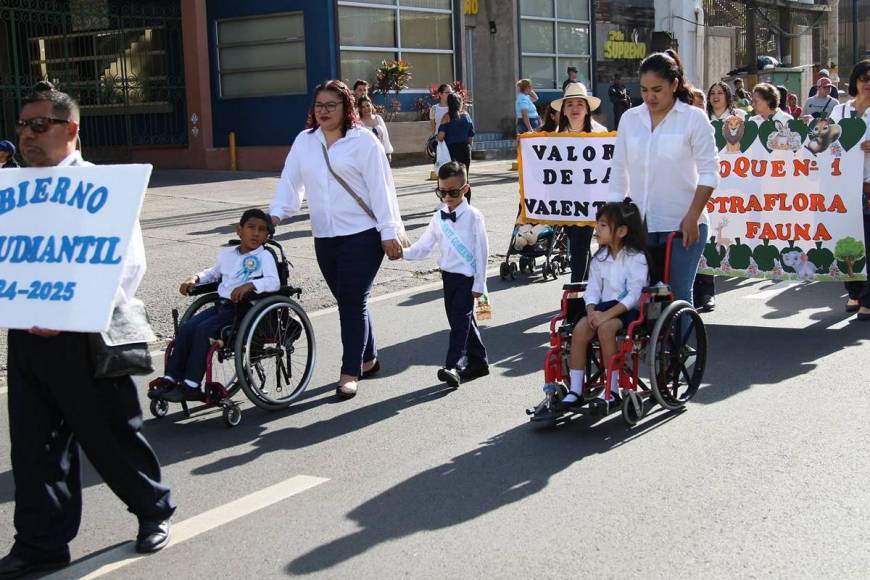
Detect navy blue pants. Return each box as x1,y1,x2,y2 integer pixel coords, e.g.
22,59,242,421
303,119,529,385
165,301,235,384
442,271,488,369
7,331,175,560
845,213,870,308
567,226,594,283
315,228,384,377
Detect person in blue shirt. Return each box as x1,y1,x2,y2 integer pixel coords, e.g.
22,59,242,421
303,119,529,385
437,93,475,201
516,78,540,134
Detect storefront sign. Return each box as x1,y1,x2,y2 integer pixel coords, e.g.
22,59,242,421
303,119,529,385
518,133,622,225
0,164,152,331
464,0,479,15
700,117,867,281
603,30,646,60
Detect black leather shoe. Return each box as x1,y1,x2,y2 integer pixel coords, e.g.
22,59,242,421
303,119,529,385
135,519,171,554
148,378,176,400
161,385,204,403
0,552,69,579
697,295,715,312
361,359,380,379
458,364,490,382
437,367,461,389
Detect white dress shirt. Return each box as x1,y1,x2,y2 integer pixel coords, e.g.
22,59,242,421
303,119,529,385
584,247,649,311
369,114,394,155
270,126,402,240
58,150,147,306
709,108,747,121
402,199,489,294
609,100,720,233
195,246,280,300
749,108,793,126
829,101,870,183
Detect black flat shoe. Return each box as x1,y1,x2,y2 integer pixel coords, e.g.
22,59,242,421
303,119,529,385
0,552,69,579
557,392,585,410
437,367,461,389
589,394,622,416
846,301,861,313
857,311,870,321
361,359,380,379
458,364,489,382
697,295,715,312
135,519,171,554
148,378,176,400
161,385,205,403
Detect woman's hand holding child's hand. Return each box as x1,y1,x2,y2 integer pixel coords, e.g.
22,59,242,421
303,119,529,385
230,282,255,303
179,276,198,296
472,292,482,298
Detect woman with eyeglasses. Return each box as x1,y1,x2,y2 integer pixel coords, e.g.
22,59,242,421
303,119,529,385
270,80,405,399
829,59,870,321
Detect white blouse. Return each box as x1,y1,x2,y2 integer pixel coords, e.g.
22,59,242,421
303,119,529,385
584,248,649,312
364,114,393,155
609,100,719,233
270,126,402,240
709,108,747,121
749,108,793,126
830,101,870,183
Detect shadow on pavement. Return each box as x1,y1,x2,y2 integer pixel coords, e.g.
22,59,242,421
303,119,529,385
285,408,680,575
148,170,276,189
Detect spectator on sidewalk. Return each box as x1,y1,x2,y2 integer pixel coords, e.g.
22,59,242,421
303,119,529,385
353,80,369,100
270,80,405,400
808,68,839,99
776,85,790,113
0,139,17,167
357,95,393,163
608,74,631,128
437,93,475,201
787,92,802,118
691,88,706,109
430,84,452,136
803,78,839,118
562,66,580,91
516,79,540,134
539,103,560,132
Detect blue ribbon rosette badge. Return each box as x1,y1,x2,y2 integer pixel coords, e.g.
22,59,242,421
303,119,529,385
235,254,261,281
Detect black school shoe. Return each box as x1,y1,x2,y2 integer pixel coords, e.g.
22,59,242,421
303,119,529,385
458,363,489,382
135,518,171,554
437,367,461,388
589,393,622,416
161,384,205,403
148,377,176,400
695,294,715,312
0,551,70,579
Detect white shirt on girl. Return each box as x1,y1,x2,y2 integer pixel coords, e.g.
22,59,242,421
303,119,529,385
402,199,489,294
584,247,649,312
270,126,402,240
430,104,449,134
608,99,719,233
195,245,280,300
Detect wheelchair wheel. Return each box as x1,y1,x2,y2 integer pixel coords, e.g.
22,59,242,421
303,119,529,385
150,399,168,419
181,293,240,397
234,295,316,411
621,391,645,426
649,301,707,411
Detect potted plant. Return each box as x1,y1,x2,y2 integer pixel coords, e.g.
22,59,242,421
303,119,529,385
374,59,411,122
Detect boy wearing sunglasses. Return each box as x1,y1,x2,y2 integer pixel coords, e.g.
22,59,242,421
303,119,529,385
401,161,490,388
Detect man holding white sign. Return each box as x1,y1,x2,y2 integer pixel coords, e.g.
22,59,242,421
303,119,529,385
1,82,174,579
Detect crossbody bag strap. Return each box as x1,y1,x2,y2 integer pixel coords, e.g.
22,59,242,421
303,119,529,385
320,143,376,222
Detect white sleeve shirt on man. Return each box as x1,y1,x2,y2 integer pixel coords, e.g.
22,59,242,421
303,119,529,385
402,199,489,294
270,126,402,240
195,246,280,300
608,100,720,233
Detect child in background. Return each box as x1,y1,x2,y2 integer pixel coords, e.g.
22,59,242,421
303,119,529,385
401,161,489,388
152,209,280,402
563,200,650,413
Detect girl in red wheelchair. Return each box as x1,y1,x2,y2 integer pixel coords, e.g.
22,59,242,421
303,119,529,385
562,200,649,412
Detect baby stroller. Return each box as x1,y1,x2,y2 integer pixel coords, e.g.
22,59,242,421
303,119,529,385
499,219,570,281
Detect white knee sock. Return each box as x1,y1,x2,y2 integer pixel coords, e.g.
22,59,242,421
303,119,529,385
599,373,620,401
569,369,584,395
184,379,199,389
163,375,175,383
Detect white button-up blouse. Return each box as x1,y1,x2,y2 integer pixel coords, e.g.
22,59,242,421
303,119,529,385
609,100,720,233
270,126,402,240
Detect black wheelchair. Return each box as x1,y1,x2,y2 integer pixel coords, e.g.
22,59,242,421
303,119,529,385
148,239,315,427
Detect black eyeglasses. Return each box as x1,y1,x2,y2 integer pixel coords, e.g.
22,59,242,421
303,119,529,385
313,101,341,113
435,187,463,199
16,116,69,134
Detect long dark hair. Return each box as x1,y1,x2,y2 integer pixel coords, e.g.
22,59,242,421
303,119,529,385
638,49,692,104
776,85,789,111
540,106,559,132
593,199,650,266
557,98,592,132
848,59,870,96
706,81,735,118
307,80,358,136
446,92,462,122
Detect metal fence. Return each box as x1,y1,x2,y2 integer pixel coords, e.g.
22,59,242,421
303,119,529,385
0,0,186,161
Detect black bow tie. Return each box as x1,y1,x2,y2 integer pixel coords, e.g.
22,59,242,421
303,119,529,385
440,210,457,222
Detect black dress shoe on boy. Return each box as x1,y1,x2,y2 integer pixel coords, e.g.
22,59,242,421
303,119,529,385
458,364,490,382
135,519,171,554
437,367,461,389
148,377,176,400
0,552,70,579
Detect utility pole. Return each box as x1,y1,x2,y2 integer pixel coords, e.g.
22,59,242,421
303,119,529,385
854,0,860,65
747,0,758,87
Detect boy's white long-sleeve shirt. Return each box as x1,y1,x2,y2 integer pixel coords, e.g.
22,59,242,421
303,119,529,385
584,248,649,311
402,199,489,294
195,246,280,300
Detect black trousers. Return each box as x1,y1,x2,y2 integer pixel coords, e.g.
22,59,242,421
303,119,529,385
693,273,716,302
566,226,594,283
845,213,870,308
447,143,472,204
442,271,487,369
7,330,175,560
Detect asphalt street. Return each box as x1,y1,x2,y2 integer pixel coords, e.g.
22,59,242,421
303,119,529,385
1,161,869,578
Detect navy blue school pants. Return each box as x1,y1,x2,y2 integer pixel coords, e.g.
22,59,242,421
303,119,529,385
7,331,175,560
442,271,488,369
164,300,236,385
567,226,593,283
315,228,384,377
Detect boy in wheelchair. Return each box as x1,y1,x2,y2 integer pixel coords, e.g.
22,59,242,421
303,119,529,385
561,200,649,412
150,209,280,402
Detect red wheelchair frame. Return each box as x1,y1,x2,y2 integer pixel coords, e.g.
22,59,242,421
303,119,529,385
530,232,708,426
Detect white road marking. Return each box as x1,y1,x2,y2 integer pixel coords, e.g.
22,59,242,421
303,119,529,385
44,474,329,580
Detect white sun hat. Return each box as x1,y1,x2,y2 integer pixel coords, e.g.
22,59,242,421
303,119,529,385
550,82,602,112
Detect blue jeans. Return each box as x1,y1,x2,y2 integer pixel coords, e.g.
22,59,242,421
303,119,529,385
647,224,708,305
165,301,236,385
517,117,541,134
314,228,384,376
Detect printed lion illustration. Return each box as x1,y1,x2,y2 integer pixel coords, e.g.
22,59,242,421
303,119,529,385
723,115,745,153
